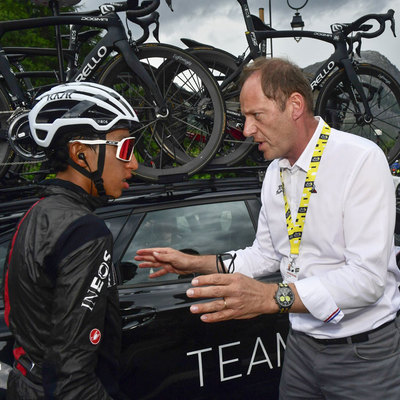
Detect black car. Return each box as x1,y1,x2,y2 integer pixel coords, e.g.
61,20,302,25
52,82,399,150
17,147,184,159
0,172,289,399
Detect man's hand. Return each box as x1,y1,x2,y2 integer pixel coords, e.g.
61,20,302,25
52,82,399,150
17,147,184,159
186,273,279,322
135,248,216,278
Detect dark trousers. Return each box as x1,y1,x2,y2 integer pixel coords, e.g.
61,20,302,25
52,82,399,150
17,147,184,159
280,315,400,399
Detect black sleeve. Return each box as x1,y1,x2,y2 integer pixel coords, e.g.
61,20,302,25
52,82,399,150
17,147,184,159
43,214,120,400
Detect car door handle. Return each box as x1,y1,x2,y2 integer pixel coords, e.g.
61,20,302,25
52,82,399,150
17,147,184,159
121,304,156,331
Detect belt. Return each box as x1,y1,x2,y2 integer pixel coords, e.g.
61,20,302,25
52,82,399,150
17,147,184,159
307,312,399,345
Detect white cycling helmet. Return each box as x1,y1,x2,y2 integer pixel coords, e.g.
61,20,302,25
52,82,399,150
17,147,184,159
29,82,140,198
29,82,140,148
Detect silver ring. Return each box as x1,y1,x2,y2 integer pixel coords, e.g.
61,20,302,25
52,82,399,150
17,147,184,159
223,298,227,309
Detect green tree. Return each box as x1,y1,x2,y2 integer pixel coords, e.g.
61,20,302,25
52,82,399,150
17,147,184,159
0,0,77,86
0,1,79,182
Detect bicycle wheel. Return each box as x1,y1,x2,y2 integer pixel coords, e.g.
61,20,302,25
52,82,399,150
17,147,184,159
98,43,225,182
188,48,266,166
0,85,14,181
315,63,400,164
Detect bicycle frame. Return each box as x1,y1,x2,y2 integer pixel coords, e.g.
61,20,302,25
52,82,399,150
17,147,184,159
0,9,168,115
223,0,376,119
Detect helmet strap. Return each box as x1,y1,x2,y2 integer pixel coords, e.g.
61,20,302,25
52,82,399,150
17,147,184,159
67,144,107,197
92,144,106,196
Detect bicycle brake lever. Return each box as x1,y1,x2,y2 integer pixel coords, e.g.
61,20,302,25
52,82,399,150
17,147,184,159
165,0,173,12
390,16,396,37
346,37,354,55
348,32,362,57
127,12,159,45
347,34,362,57
152,16,160,42
355,38,362,57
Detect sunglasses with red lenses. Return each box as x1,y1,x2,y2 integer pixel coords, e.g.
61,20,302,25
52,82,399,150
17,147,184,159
69,137,136,162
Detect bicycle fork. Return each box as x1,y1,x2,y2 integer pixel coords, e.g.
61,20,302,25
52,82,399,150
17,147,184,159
341,58,373,124
115,40,169,119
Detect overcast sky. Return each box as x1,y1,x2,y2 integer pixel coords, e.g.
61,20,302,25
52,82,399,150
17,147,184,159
79,0,400,70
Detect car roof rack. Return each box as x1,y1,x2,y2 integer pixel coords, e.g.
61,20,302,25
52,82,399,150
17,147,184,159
0,165,267,214
124,165,266,194
128,165,267,184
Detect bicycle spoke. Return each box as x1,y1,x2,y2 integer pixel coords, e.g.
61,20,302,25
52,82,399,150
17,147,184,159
316,65,400,163
99,44,224,180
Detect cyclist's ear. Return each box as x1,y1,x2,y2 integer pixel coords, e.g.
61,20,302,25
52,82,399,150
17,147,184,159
69,142,88,166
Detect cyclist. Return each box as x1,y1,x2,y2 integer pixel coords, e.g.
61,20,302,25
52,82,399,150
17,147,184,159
4,82,139,399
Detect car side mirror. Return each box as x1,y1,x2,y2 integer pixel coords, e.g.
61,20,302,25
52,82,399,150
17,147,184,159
119,261,138,283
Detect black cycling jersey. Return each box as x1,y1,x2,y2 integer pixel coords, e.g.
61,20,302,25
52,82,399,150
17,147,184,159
4,179,121,399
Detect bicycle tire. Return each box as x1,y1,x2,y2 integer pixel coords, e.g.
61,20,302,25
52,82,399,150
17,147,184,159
98,43,225,182
0,85,14,181
186,48,253,166
315,63,400,164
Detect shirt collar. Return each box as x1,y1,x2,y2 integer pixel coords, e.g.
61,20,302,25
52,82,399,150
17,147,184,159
40,178,109,210
278,117,325,172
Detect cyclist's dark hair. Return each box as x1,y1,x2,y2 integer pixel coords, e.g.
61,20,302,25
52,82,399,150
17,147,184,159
240,57,314,113
44,126,101,172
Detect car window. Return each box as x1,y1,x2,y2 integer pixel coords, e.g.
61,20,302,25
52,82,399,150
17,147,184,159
0,215,126,291
103,216,127,241
120,200,256,284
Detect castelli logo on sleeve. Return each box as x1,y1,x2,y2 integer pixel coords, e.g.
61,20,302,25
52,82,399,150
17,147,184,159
90,329,101,345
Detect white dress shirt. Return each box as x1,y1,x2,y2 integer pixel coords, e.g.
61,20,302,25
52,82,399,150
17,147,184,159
233,117,400,339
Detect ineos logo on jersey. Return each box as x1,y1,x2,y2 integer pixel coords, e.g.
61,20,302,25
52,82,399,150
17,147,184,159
90,328,101,345
98,262,109,280
81,250,111,311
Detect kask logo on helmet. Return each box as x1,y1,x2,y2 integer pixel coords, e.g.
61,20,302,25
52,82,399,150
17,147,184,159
45,92,72,101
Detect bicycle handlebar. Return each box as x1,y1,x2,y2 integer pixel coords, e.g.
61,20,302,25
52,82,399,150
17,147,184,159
126,0,160,19
99,0,160,17
98,0,172,17
338,9,396,57
128,12,160,44
94,0,172,44
343,9,396,39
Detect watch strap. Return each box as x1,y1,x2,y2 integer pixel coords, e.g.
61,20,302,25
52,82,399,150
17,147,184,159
275,283,294,313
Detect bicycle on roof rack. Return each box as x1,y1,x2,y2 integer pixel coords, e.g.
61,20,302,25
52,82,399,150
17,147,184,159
182,0,400,167
0,0,225,184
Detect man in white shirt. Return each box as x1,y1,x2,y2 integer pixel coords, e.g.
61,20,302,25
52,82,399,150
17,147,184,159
136,57,400,399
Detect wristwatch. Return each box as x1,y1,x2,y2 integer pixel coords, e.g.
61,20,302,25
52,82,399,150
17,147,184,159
274,283,295,313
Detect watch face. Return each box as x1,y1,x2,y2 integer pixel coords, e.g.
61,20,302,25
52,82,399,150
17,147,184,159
277,286,294,307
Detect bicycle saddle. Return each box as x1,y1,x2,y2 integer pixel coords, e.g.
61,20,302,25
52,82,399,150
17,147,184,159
31,0,81,7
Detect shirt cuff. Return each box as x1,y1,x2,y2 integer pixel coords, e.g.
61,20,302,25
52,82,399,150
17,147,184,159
294,276,344,324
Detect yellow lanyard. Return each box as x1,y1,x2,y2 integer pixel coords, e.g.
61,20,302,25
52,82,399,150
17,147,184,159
280,123,331,256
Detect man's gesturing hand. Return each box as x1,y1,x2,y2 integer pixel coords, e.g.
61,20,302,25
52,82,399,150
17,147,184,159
186,273,278,323
135,248,216,278
135,248,193,278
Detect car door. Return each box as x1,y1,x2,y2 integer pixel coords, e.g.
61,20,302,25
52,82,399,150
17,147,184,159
112,196,289,399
